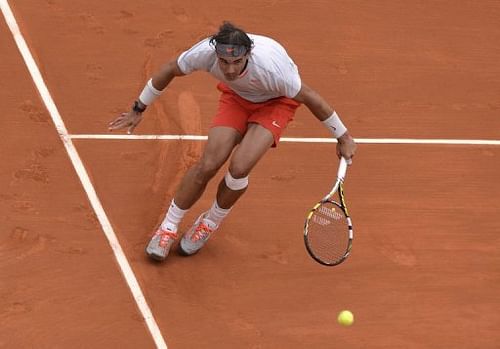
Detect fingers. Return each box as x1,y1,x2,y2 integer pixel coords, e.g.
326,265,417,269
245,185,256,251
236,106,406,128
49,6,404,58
342,153,354,165
337,152,354,165
108,113,142,133
108,113,129,131
108,113,128,125
128,123,137,134
336,140,356,165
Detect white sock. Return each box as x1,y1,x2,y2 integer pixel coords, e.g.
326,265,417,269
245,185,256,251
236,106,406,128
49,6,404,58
160,199,188,231
205,200,231,227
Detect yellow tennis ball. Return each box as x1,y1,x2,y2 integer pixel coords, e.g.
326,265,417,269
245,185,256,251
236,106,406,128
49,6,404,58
337,310,354,326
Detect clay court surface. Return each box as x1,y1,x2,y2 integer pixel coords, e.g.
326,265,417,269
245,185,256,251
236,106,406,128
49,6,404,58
1,1,499,348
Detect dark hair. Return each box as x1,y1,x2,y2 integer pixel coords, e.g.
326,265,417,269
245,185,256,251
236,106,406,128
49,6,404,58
209,21,253,52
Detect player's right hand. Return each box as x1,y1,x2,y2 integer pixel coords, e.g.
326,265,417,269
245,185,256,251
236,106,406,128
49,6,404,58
336,132,356,164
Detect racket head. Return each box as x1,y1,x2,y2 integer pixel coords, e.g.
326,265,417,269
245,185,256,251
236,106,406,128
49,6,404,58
304,199,353,266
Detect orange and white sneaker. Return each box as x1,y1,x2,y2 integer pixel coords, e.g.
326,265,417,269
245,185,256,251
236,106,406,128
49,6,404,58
179,212,218,256
145,226,178,261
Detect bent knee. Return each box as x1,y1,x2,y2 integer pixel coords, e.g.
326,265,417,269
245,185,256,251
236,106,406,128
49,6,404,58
228,163,251,179
193,158,222,180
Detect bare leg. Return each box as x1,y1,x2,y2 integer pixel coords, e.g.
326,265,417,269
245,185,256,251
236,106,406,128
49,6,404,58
177,123,275,256
216,123,274,209
147,127,241,260
174,127,241,209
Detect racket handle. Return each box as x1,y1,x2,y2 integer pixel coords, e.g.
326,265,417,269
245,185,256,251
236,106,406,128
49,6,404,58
323,157,350,199
338,157,349,181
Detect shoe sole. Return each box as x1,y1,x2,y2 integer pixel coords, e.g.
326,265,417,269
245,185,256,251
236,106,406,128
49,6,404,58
145,248,167,261
177,243,199,256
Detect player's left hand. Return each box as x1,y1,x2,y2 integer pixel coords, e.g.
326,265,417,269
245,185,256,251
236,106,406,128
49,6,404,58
108,110,143,134
336,132,356,164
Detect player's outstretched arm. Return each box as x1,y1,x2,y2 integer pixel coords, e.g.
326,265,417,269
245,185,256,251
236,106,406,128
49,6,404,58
150,59,186,92
108,59,185,134
293,83,357,161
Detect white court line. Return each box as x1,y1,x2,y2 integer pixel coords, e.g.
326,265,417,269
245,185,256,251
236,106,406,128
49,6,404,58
0,1,168,348
69,134,500,146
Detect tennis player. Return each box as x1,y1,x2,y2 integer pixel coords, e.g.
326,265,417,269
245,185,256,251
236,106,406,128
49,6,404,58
109,21,357,261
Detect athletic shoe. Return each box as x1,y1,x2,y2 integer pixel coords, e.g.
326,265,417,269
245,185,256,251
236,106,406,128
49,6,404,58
145,227,178,261
179,212,217,255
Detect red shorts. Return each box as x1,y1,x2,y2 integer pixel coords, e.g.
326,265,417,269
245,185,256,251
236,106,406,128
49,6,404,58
211,83,301,147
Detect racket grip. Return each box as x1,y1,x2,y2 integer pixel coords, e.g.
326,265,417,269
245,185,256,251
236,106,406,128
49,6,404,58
338,157,349,180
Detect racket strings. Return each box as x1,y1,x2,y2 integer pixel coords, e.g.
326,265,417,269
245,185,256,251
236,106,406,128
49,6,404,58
307,202,350,264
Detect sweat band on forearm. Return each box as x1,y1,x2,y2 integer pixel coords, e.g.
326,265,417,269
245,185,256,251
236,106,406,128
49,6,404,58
322,111,347,138
138,79,163,105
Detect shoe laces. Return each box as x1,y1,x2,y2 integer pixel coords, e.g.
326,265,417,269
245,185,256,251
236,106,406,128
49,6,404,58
191,222,214,242
156,229,178,247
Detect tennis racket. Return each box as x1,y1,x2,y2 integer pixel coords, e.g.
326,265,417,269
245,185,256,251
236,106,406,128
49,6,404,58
304,157,353,266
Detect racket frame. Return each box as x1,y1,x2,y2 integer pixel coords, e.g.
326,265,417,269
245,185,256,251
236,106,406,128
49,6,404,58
303,157,354,266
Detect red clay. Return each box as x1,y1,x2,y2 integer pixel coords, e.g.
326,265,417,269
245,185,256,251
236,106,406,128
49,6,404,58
1,1,500,348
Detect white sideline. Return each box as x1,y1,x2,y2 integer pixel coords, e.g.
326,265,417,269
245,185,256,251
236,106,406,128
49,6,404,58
0,1,168,348
69,134,500,146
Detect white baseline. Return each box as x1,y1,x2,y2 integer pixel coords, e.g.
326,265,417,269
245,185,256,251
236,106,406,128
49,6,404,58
69,134,500,146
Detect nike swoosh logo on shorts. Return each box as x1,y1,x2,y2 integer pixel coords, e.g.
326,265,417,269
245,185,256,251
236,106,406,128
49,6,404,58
272,120,281,128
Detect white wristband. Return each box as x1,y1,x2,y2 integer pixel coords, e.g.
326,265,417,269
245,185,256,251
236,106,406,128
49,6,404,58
138,79,163,105
322,111,347,138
